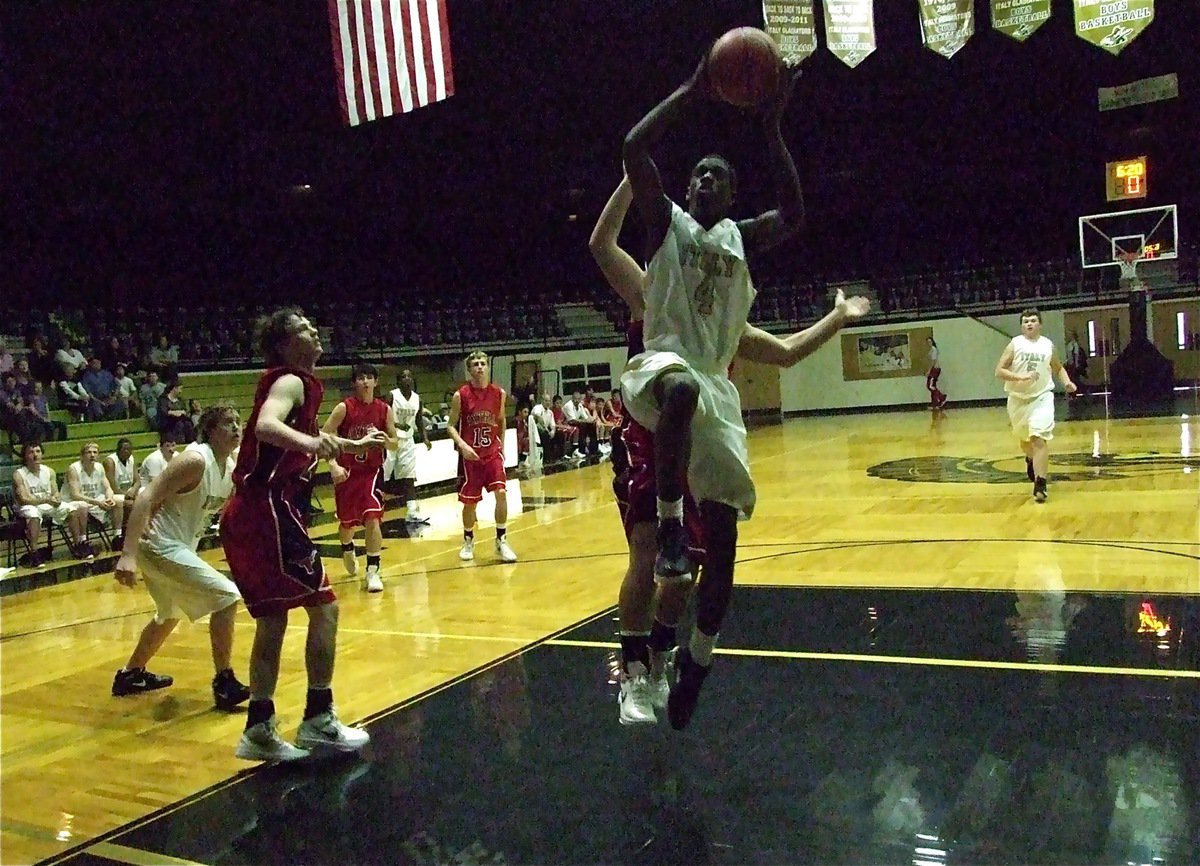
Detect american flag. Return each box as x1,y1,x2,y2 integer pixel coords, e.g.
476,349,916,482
327,0,454,126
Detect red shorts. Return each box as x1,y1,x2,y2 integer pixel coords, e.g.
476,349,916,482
220,489,335,618
612,420,705,559
458,453,506,503
333,467,383,528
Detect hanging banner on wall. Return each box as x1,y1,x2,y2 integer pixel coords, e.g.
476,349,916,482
1074,0,1154,55
918,0,975,58
990,0,1051,42
823,0,877,68
763,1,819,65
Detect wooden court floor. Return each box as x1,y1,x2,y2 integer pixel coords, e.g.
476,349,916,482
1,401,1197,865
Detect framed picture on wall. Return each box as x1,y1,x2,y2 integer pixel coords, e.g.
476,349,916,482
842,327,934,381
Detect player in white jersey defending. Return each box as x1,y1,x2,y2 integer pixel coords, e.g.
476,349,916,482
111,404,251,710
995,308,1076,503
385,368,432,523
621,53,805,728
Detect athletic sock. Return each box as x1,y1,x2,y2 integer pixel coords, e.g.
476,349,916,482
304,687,333,720
366,554,381,570
649,619,677,654
340,542,354,553
246,698,275,729
464,529,474,540
620,632,651,672
496,524,507,540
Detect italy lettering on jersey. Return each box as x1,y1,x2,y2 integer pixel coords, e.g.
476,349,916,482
1005,335,1055,399
458,383,503,459
643,203,755,375
390,389,421,441
336,396,389,471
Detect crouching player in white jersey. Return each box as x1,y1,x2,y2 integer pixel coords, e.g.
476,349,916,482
621,52,806,729
995,308,1076,503
111,403,251,710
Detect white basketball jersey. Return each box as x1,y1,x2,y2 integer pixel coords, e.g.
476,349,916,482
66,461,106,502
1005,335,1054,399
390,389,421,441
144,442,233,553
643,203,756,375
109,454,136,490
15,465,56,500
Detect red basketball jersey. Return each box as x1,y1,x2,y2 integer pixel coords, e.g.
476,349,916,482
457,383,503,459
335,396,389,471
234,367,324,495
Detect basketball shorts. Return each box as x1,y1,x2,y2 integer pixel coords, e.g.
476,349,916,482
139,542,241,624
18,501,86,524
621,350,756,519
385,439,417,481
1007,390,1055,441
458,453,506,503
219,489,334,618
82,493,125,526
613,418,706,559
334,466,384,528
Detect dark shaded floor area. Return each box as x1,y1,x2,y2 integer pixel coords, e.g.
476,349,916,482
49,586,1200,866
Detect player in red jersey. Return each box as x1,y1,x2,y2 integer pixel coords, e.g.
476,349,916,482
220,308,387,763
447,350,517,563
321,362,396,593
590,174,870,727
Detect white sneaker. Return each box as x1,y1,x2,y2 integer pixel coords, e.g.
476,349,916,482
495,538,517,563
342,550,358,576
405,507,430,524
459,538,475,561
235,717,311,762
364,566,383,593
572,449,585,460
618,663,657,726
295,709,370,753
0,566,14,579
648,652,670,710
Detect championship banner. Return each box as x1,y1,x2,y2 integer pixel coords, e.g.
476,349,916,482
822,0,876,68
1074,0,1154,55
918,0,974,59
763,1,819,65
990,0,1051,42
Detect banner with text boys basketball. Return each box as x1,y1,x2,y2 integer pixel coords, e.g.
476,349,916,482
991,0,1052,41
918,0,975,58
1074,0,1155,55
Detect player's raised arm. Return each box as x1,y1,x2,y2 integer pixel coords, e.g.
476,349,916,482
738,68,805,255
623,53,711,259
257,373,338,459
736,289,870,367
588,176,645,317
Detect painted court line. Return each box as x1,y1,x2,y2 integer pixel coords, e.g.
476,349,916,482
86,841,210,866
544,638,1200,678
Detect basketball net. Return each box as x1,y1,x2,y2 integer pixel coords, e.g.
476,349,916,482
1117,251,1143,288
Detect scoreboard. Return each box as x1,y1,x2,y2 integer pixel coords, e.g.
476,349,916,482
1106,156,1147,202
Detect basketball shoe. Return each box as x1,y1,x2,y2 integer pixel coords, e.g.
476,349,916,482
236,717,310,762
365,565,383,593
459,537,475,561
212,669,251,711
495,538,517,563
296,709,370,753
1033,477,1048,503
112,667,174,696
618,662,656,725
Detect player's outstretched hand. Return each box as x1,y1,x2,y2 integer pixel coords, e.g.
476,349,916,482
329,463,349,485
835,288,871,321
347,429,388,455
314,432,343,460
114,554,138,587
459,443,480,462
1065,381,1078,394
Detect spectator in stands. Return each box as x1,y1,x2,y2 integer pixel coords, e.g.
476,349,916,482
512,374,538,414
65,441,126,546
563,390,599,457
112,363,139,419
0,339,13,376
104,437,140,524
148,334,180,378
58,370,98,421
552,395,583,459
188,398,203,431
531,393,562,461
54,337,88,381
13,359,35,401
80,357,125,421
26,336,57,387
28,382,66,441
1064,331,1087,398
1,372,28,443
157,380,194,443
98,335,133,373
138,433,177,488
138,370,166,428
12,442,91,565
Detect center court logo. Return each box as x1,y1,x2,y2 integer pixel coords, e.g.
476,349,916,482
867,452,1198,484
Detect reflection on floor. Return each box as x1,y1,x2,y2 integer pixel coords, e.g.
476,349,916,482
52,586,1200,866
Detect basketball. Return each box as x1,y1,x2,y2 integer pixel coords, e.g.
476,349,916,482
707,27,783,109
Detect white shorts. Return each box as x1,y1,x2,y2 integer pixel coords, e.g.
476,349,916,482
1007,391,1055,442
384,439,417,481
621,350,756,519
82,494,125,526
18,501,86,524
139,543,241,624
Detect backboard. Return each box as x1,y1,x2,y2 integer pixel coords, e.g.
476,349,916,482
1077,204,1178,268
